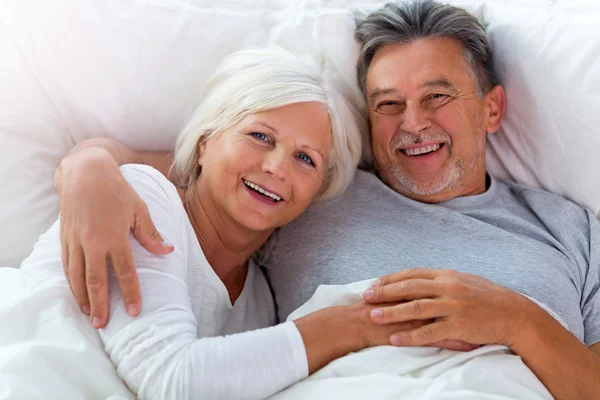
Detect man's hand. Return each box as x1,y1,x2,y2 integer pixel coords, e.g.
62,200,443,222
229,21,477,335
362,268,537,348
59,148,173,328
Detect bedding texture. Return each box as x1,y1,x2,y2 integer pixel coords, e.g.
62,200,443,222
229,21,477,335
269,279,554,400
0,273,554,400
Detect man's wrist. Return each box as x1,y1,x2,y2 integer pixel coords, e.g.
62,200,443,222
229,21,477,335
505,296,549,352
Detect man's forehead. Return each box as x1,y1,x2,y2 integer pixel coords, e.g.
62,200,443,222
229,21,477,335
366,39,474,95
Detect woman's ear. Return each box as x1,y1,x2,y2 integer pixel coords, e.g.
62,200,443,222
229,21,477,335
197,135,209,167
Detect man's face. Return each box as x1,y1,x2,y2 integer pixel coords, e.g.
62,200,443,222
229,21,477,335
366,37,503,203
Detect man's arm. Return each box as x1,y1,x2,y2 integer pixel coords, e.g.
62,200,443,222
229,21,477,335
363,269,600,400
510,310,600,400
54,137,173,194
55,138,174,328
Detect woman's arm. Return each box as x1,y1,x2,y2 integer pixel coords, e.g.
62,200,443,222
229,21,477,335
102,165,405,399
54,139,173,328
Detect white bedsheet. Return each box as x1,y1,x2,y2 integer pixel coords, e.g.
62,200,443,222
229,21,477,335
0,267,134,400
270,280,553,400
0,269,553,400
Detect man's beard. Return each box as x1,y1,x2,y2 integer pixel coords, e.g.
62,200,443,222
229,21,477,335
380,158,463,199
376,129,461,200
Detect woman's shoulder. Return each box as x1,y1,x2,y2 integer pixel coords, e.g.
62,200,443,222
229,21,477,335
119,164,183,212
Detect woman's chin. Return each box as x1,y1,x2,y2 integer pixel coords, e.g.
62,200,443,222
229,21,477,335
235,213,281,233
232,204,307,233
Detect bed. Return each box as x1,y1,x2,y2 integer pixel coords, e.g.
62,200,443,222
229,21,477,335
1,0,599,398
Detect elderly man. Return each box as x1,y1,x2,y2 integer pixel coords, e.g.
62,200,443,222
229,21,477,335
54,1,599,399
263,2,600,398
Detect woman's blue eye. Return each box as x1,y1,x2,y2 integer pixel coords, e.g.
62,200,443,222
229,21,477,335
251,132,270,142
297,153,315,166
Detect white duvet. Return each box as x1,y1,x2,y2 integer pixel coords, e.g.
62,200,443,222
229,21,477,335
270,280,553,400
0,268,134,400
0,271,551,400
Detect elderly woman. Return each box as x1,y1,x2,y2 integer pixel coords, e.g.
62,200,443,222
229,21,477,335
15,47,411,399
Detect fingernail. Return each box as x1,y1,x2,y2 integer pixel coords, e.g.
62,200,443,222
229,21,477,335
127,304,138,316
162,240,173,248
363,289,374,299
371,309,383,319
92,317,102,329
390,335,401,346
371,279,381,288
82,305,90,315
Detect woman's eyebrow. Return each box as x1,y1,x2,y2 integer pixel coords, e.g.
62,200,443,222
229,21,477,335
300,144,324,159
253,121,278,134
252,120,324,159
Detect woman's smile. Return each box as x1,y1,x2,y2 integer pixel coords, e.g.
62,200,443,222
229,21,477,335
241,178,285,206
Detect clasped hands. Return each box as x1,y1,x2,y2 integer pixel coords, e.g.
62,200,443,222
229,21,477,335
362,268,538,351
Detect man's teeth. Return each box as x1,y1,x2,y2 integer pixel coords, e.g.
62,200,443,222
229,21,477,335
243,180,282,202
403,143,441,156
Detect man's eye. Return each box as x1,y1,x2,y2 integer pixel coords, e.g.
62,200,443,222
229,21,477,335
375,101,402,115
429,93,449,101
251,132,271,142
296,153,315,166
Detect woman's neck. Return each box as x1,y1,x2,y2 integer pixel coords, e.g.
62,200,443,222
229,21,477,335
180,184,272,299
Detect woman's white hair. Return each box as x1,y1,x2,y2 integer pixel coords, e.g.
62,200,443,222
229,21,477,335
172,46,365,202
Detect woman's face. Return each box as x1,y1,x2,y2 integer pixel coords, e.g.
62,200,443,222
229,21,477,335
196,101,332,233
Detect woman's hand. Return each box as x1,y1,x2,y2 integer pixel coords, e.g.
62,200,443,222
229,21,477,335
58,148,173,328
361,268,537,349
294,301,437,374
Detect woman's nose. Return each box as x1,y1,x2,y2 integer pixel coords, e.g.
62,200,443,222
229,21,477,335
261,150,288,180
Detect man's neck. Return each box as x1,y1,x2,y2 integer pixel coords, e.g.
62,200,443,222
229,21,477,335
180,184,272,294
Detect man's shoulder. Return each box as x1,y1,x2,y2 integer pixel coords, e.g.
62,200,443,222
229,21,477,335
495,177,596,231
498,177,588,212
306,169,389,212
280,169,385,231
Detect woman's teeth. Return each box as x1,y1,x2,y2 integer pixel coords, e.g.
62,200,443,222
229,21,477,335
403,143,442,156
243,179,282,202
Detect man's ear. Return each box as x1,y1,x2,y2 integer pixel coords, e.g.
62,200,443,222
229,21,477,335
484,85,506,134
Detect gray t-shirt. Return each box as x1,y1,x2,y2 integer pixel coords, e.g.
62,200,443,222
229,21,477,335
265,170,600,347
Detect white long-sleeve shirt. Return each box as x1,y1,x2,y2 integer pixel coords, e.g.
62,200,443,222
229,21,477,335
99,164,308,399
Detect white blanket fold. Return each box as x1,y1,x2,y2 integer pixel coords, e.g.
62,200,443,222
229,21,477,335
0,268,134,400
0,271,552,400
270,279,552,400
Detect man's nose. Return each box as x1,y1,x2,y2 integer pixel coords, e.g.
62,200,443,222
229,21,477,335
261,149,288,180
400,103,431,133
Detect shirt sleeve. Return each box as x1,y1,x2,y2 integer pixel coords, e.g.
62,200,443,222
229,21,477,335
581,210,600,347
98,165,308,400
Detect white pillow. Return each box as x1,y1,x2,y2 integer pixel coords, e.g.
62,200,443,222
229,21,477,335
0,0,311,267
1,0,599,268
483,2,600,215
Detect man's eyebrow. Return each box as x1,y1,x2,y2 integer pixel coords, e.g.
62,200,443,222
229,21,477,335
420,78,457,90
368,87,397,103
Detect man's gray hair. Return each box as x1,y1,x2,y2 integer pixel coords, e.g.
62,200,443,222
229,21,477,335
355,0,496,97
